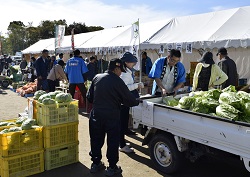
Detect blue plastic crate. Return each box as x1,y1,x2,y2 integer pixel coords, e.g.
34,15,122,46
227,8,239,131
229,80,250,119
25,93,34,98
239,78,247,86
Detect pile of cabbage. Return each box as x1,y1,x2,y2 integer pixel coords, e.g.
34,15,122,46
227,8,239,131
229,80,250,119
33,90,72,105
163,86,250,123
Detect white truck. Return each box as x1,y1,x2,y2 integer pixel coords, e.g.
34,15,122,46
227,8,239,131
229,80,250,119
132,94,250,174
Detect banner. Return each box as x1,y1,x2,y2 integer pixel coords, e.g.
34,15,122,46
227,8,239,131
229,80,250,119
186,43,192,53
71,28,75,51
55,25,65,48
130,20,139,47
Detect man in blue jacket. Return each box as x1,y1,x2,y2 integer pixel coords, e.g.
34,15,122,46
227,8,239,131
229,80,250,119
65,49,88,100
148,49,186,96
141,51,152,75
35,49,50,91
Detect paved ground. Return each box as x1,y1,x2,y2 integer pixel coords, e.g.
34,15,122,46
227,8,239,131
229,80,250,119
0,88,250,177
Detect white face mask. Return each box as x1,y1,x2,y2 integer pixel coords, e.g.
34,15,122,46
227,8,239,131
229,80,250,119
202,63,210,68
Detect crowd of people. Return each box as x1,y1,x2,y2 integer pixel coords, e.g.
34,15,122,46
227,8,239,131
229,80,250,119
1,46,237,176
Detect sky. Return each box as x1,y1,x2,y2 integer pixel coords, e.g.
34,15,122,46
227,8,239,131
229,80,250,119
0,0,250,36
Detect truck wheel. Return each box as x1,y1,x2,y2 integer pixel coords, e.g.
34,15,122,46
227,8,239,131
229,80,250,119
149,134,183,174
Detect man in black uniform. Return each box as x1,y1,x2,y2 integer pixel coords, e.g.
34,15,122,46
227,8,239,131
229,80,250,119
216,47,238,89
87,58,140,176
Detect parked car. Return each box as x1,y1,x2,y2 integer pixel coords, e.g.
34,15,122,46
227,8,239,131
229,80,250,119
11,56,22,64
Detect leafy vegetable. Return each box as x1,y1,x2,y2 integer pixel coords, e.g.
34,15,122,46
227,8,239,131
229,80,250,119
178,96,195,109
216,104,240,120
236,91,250,103
203,89,222,100
222,85,236,92
163,96,179,107
219,92,242,110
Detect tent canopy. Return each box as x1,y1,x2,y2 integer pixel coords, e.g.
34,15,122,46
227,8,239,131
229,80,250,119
141,6,250,50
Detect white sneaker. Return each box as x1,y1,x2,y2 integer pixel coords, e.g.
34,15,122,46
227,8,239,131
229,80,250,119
119,145,134,153
126,143,131,147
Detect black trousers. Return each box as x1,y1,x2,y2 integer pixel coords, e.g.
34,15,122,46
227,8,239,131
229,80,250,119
119,105,130,148
69,83,87,100
89,108,120,168
47,79,56,92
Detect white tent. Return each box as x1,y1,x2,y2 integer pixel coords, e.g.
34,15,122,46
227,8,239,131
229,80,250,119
56,30,102,53
140,6,250,84
141,6,250,50
22,38,55,54
103,19,171,48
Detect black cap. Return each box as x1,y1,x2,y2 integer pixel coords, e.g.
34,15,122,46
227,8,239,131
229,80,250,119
108,58,126,72
120,52,138,63
42,49,49,53
198,51,215,64
216,47,227,56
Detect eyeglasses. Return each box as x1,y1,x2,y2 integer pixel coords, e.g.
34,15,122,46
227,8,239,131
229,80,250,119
169,57,180,64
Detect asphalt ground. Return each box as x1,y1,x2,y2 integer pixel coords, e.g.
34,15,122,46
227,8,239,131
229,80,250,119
0,88,249,177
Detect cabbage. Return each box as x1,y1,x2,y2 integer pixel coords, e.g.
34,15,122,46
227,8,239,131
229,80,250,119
219,92,242,110
190,98,219,114
222,85,236,92
42,98,56,105
0,122,9,126
237,91,250,103
203,89,222,100
34,90,46,100
244,103,250,116
163,96,179,107
55,93,72,103
38,94,51,103
178,96,195,109
216,104,240,120
189,91,206,98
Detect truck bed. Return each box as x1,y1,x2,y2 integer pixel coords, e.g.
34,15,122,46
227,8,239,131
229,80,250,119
132,95,250,168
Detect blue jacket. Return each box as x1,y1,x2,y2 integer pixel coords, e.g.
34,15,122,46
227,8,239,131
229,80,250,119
148,57,186,95
145,57,153,75
35,56,49,79
64,56,88,84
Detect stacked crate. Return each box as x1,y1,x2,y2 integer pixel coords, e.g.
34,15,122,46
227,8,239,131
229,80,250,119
0,120,44,177
36,99,79,170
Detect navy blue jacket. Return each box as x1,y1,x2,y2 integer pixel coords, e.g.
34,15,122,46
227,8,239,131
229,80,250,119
35,56,49,79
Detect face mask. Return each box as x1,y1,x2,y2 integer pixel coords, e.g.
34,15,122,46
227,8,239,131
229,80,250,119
202,63,210,68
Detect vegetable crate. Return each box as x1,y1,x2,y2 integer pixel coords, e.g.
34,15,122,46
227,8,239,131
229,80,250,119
45,142,79,170
37,100,79,126
0,150,44,177
43,122,78,148
0,127,43,157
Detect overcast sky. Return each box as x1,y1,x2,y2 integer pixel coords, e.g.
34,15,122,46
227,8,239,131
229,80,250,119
0,0,250,36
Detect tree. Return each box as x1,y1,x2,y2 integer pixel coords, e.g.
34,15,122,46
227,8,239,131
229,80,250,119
7,21,26,54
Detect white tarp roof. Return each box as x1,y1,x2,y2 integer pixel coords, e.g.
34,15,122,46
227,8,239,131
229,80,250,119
103,19,170,48
77,26,130,51
141,6,250,50
22,38,55,54
56,30,101,53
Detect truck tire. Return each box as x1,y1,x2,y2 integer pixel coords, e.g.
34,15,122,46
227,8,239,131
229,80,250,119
149,134,183,174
